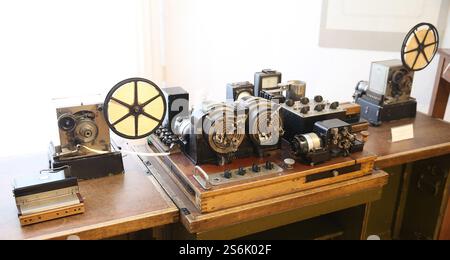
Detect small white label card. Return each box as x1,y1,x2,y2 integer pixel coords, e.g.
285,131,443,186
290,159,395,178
391,124,414,143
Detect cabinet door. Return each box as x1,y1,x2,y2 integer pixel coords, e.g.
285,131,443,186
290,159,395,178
439,183,450,240
400,156,450,240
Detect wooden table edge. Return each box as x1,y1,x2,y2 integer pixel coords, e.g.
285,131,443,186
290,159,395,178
375,142,450,169
183,171,388,234
26,207,179,240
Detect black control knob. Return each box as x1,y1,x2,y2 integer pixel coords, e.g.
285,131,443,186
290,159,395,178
285,99,295,107
237,167,247,176
330,102,340,110
314,104,325,112
314,96,324,103
300,106,310,115
300,97,310,105
224,170,232,179
252,164,261,173
265,161,274,170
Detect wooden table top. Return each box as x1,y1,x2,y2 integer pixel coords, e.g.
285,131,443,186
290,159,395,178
0,153,178,240
365,113,450,168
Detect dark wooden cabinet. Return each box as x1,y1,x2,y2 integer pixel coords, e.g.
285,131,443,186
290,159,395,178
399,156,450,240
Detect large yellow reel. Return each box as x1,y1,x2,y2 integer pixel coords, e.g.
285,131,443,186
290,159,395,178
104,78,167,139
402,23,439,72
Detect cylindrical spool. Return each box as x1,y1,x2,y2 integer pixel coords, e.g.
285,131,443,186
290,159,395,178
286,80,306,102
291,133,323,157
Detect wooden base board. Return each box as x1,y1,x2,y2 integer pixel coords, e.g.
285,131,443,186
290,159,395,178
19,203,85,226
138,143,376,214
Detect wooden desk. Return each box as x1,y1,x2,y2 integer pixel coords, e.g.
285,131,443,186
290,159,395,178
363,112,450,240
365,113,450,169
134,142,388,240
0,153,178,240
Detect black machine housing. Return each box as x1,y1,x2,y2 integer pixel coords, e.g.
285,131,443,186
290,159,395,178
281,96,346,142
356,96,417,126
254,69,282,97
355,60,417,126
13,167,75,198
226,81,254,101
162,87,190,132
177,100,283,166
184,103,247,165
50,146,124,180
291,119,365,165
152,87,284,166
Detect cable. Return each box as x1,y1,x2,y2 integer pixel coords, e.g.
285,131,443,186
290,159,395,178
78,145,170,157
40,165,70,174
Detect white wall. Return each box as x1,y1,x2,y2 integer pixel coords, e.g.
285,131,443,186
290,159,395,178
0,1,145,157
162,0,449,116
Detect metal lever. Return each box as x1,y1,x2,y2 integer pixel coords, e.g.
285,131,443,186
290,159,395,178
194,166,212,190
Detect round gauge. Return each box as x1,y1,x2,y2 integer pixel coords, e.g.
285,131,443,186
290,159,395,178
103,78,167,140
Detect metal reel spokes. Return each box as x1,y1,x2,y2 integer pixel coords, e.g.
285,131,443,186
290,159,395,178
402,23,440,71
104,78,167,139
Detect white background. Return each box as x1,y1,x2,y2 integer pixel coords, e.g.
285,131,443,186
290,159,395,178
0,0,449,158
162,0,450,119
0,1,146,157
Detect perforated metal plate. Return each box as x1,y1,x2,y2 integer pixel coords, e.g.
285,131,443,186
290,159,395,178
194,162,284,189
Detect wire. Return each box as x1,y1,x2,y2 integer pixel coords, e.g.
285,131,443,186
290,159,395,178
78,145,170,157
40,165,70,174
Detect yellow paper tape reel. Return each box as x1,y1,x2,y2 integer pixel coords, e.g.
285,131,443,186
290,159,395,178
402,23,440,72
104,78,167,139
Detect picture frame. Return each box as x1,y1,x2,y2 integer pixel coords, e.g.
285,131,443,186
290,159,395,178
319,0,449,51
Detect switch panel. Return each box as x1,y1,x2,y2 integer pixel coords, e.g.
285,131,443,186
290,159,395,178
193,162,284,188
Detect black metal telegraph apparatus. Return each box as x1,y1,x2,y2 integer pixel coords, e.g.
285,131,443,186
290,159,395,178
354,23,440,126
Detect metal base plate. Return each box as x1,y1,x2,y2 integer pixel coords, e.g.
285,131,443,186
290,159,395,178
194,162,284,189
148,134,181,154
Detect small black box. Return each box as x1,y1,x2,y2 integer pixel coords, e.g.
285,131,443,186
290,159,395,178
226,81,254,101
163,87,190,132
357,97,417,126
13,168,76,198
281,106,347,142
51,152,124,180
254,69,282,97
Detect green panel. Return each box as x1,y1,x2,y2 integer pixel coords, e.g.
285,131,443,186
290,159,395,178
194,188,382,240
400,156,450,240
365,166,404,239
